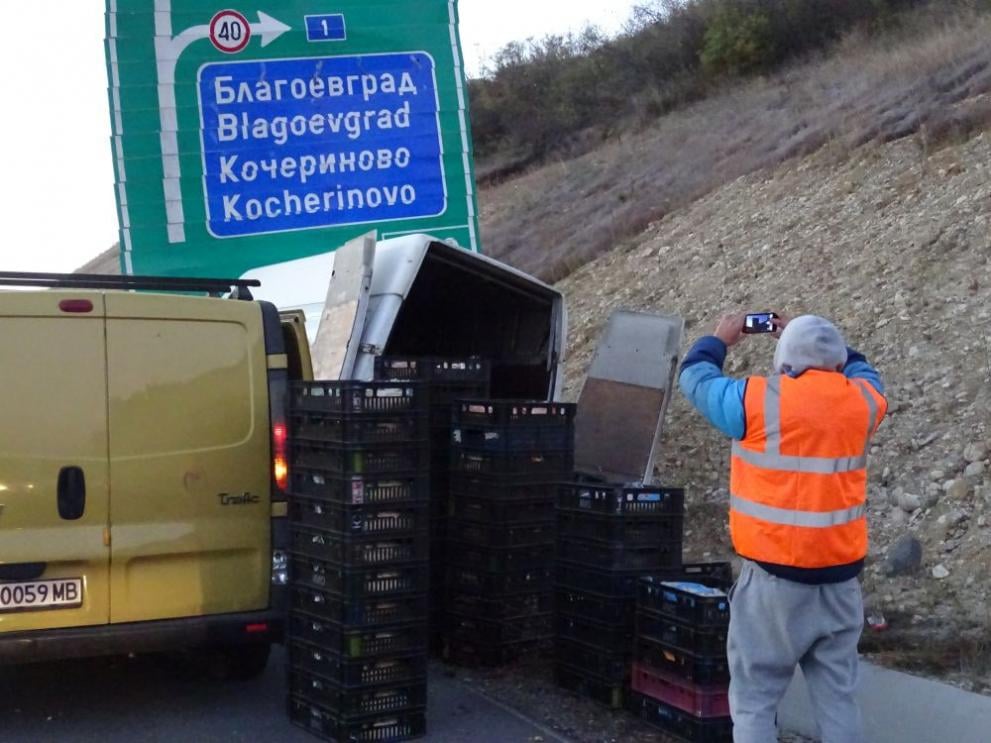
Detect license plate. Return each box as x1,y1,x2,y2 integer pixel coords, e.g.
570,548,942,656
0,578,83,612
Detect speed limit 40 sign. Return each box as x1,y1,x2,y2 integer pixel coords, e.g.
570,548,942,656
209,10,251,53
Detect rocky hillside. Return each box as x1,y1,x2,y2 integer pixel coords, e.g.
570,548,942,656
548,127,991,687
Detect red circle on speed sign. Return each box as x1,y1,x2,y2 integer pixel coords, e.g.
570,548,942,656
209,10,251,54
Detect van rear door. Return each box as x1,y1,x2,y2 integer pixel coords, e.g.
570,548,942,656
104,293,271,623
0,292,110,632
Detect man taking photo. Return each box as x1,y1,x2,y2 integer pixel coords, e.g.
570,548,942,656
679,313,887,743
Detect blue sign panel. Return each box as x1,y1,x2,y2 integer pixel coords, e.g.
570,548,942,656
197,52,446,238
306,14,347,42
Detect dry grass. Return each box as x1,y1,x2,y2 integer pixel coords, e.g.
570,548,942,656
479,9,991,282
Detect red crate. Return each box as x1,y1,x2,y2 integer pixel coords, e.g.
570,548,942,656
632,663,730,718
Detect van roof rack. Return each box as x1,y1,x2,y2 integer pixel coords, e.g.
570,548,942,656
0,272,260,299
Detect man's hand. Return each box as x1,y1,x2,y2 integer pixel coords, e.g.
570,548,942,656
714,313,747,347
771,313,791,339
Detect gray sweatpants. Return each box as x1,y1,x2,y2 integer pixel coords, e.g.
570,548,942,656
727,560,865,743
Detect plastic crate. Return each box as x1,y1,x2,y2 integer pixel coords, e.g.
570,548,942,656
627,691,733,743
631,663,730,718
554,663,625,710
289,669,427,717
557,510,684,546
556,611,635,655
291,526,430,567
450,447,573,480
290,470,429,506
288,695,426,743
292,440,429,477
288,613,428,659
442,637,552,668
290,557,429,598
291,412,428,446
452,423,574,452
290,497,428,538
635,635,731,685
557,538,680,571
447,590,553,621
292,381,426,415
448,493,557,524
452,519,555,548
555,562,657,597
454,400,576,427
637,580,730,628
648,562,734,591
447,565,554,595
554,588,636,625
375,356,491,384
637,609,729,657
446,611,553,644
555,637,631,682
447,541,554,573
288,639,427,686
290,585,428,626
558,483,685,517
449,475,559,502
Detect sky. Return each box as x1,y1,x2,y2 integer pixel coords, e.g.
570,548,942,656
0,1,638,273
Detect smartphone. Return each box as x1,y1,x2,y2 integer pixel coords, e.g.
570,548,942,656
743,312,778,334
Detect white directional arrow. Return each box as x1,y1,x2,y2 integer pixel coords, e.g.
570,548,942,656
153,2,292,243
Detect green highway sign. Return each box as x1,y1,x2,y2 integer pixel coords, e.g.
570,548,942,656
106,0,481,277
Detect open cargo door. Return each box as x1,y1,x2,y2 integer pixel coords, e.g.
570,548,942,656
310,232,376,380
574,310,684,484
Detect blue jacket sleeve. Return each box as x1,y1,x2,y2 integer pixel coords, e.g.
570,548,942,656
843,347,884,396
678,336,747,440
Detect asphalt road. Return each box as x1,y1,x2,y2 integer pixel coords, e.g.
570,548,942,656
0,647,565,742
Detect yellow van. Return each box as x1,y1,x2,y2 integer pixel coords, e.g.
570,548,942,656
0,273,310,678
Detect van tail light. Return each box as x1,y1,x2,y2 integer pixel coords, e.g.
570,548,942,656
59,299,94,313
272,422,288,493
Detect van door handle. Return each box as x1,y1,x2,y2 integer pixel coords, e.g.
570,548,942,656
57,466,86,521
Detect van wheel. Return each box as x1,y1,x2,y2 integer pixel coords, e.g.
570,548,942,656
207,642,271,681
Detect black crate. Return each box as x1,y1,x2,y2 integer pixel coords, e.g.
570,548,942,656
288,696,426,743
292,381,426,416
554,588,636,625
290,585,428,626
448,493,556,524
647,562,734,591
375,356,491,385
288,639,427,686
558,482,685,517
554,663,625,710
450,475,559,501
638,579,730,628
557,511,684,546
288,613,428,659
292,440,429,478
452,423,574,452
291,412,428,446
448,590,553,621
290,497,429,538
637,609,729,658
557,538,680,571
447,542,554,573
289,670,427,717
627,691,733,743
555,562,658,597
450,448,573,480
442,637,552,668
291,526,430,567
555,637,631,682
635,635,731,685
445,612,552,645
556,611,635,654
447,565,554,595
290,557,429,598
452,519,555,548
290,470,429,506
454,400,576,427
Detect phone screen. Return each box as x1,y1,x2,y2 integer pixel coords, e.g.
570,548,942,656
744,313,777,334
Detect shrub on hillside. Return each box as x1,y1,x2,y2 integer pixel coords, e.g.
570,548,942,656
700,5,776,76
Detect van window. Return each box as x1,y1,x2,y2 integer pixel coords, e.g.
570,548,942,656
107,320,254,456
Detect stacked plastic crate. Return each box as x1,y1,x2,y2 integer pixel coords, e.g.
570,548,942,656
286,381,430,742
442,400,576,666
374,358,491,653
628,564,733,742
554,483,685,709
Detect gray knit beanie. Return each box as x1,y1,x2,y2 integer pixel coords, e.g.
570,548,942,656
773,315,848,375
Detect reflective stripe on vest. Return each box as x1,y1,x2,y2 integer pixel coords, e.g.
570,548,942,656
729,494,866,528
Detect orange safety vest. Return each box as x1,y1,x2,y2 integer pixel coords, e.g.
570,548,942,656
729,371,887,569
